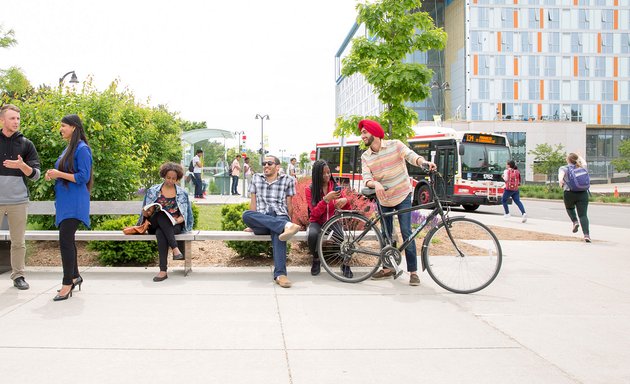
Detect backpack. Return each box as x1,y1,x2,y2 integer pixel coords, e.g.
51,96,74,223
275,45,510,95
505,168,520,191
188,160,194,173
566,165,590,191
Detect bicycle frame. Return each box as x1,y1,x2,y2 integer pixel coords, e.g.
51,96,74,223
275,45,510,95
339,172,466,266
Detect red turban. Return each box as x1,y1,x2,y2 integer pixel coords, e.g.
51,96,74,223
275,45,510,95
358,119,384,139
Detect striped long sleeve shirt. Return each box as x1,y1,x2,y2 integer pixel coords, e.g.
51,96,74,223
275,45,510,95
361,139,422,207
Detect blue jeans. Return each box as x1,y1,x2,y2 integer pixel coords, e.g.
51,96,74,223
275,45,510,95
380,194,417,272
193,173,203,197
502,190,526,215
242,210,289,278
231,175,239,194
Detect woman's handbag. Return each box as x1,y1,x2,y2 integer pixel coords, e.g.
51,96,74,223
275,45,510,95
123,219,151,235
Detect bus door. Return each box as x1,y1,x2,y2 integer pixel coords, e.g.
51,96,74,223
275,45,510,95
435,145,456,198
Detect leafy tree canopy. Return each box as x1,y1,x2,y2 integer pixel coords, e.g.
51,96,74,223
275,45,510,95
336,0,447,142
0,25,17,48
611,139,630,173
528,143,566,183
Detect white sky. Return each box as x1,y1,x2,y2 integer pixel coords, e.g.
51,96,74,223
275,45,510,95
1,0,359,158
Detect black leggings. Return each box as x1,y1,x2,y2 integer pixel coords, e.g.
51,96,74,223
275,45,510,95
307,222,322,260
148,211,184,271
59,218,81,286
563,190,590,235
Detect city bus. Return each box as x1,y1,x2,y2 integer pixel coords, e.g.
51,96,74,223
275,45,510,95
316,126,512,211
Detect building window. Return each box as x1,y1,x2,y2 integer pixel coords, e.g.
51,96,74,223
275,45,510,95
548,32,560,53
502,32,513,52
601,33,613,54
549,104,561,120
478,7,489,28
479,79,490,99
595,57,606,77
578,56,589,77
471,31,483,52
622,34,630,54
571,104,582,122
547,9,560,29
521,32,532,53
578,80,589,101
529,79,539,100
601,10,614,30
622,105,630,125
549,80,560,100
495,55,506,76
545,56,556,76
471,103,482,120
586,132,597,157
602,80,614,101
601,104,613,124
503,79,514,99
528,8,539,29
522,103,533,120
501,8,514,28
571,33,583,53
529,56,540,76
479,55,490,75
578,9,590,29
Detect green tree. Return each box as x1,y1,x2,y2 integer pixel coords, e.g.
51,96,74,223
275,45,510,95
529,143,566,183
611,139,630,173
0,66,33,100
179,119,207,132
298,152,310,172
0,25,17,48
336,0,447,141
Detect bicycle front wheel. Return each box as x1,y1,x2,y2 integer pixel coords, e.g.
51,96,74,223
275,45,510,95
422,217,502,294
317,213,384,283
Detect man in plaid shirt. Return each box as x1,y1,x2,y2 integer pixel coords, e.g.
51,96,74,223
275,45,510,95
243,155,299,288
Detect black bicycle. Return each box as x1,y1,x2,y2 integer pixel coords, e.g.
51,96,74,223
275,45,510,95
316,171,502,294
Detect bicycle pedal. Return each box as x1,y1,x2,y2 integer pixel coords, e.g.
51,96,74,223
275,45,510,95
393,270,403,280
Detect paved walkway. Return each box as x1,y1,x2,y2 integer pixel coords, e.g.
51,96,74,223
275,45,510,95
1,209,629,383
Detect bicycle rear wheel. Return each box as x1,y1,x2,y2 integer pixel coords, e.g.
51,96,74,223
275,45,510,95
422,217,502,294
317,213,384,283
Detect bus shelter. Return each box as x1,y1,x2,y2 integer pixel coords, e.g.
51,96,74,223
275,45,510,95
181,128,235,195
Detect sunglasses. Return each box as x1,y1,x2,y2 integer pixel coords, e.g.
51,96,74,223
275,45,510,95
262,161,277,166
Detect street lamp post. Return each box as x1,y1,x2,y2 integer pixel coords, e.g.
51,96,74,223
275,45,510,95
233,130,245,195
431,80,450,120
59,71,79,87
255,114,269,166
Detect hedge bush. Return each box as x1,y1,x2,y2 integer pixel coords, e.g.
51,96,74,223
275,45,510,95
87,215,158,266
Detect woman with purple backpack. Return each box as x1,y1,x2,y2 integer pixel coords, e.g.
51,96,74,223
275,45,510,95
502,160,527,223
558,153,591,243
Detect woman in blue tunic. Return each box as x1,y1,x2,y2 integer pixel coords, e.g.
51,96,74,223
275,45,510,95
45,114,93,301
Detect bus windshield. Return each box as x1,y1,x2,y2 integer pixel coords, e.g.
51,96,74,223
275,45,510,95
461,143,511,173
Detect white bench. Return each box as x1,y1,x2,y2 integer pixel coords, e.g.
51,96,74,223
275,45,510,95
0,201,309,276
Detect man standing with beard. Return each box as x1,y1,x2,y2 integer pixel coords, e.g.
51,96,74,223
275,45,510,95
0,104,41,290
359,119,436,286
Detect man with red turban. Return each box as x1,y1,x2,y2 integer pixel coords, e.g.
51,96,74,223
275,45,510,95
358,119,436,286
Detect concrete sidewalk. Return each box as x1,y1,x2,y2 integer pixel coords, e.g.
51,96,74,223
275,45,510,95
1,215,629,383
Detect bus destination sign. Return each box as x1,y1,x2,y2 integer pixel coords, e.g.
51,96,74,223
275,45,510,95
463,134,506,146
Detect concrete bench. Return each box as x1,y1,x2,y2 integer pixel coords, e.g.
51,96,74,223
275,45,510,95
0,201,310,276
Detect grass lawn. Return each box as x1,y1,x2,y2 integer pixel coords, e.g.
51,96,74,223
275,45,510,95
195,204,224,230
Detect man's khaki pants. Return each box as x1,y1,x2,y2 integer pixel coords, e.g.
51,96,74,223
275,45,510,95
1,203,28,281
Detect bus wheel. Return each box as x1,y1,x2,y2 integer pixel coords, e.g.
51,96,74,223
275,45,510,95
462,204,480,212
416,185,432,206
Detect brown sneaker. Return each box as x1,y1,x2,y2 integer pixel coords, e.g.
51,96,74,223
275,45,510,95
409,274,420,286
279,223,300,241
371,269,394,280
275,275,292,288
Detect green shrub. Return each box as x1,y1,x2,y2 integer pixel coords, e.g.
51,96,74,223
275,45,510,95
222,203,290,258
191,203,200,229
87,215,158,265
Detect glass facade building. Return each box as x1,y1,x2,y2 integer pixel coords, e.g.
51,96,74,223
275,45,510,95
335,0,630,181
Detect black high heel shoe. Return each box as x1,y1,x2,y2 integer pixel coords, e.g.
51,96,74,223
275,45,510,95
53,286,73,301
57,276,83,292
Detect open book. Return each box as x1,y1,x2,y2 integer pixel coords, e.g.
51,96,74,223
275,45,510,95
143,203,178,226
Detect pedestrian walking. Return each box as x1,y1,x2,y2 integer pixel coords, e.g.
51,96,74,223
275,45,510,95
502,160,527,222
559,153,591,242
